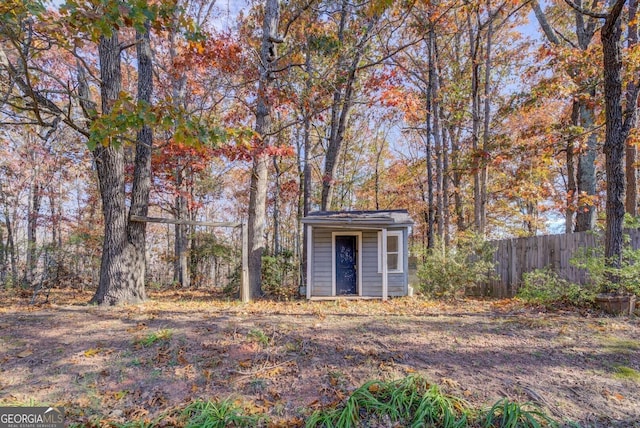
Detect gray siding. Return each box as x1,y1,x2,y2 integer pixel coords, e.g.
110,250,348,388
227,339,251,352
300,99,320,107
361,229,406,297
309,226,409,297
311,229,332,296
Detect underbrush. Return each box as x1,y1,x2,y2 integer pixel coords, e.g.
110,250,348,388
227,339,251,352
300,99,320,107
69,375,562,428
417,234,496,299
517,268,596,309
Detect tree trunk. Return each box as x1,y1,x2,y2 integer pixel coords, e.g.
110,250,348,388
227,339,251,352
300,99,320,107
300,45,312,288
273,156,281,255
3,206,17,282
575,97,598,231
481,13,492,234
26,178,41,284
320,2,377,210
566,102,579,232
173,184,190,288
450,125,465,231
425,26,435,249
469,12,484,235
169,8,190,288
532,0,599,232
626,0,638,216
247,0,280,299
91,25,153,305
0,228,5,283
442,119,451,245
602,0,636,269
127,23,153,297
431,24,444,242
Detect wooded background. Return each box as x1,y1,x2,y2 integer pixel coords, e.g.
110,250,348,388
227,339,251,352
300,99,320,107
1,0,639,301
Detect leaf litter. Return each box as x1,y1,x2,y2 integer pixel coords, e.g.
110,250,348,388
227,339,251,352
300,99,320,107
0,288,638,427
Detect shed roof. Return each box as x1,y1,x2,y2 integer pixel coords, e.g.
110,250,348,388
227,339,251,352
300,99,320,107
302,209,413,227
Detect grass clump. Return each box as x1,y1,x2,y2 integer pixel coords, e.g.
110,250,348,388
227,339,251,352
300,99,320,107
612,365,640,382
247,328,270,347
182,399,266,428
482,399,558,428
134,329,173,347
306,375,470,428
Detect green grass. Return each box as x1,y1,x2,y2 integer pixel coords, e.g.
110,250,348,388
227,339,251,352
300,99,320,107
613,365,640,382
306,375,470,428
61,375,561,428
247,328,270,347
601,337,640,354
182,399,265,428
481,399,559,428
134,329,173,347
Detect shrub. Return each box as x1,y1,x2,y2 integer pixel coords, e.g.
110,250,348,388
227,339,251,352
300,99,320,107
261,251,298,300
417,233,496,299
571,242,640,296
517,268,593,307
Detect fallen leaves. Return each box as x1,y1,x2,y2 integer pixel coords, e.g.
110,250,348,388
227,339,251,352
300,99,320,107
1,289,639,427
16,349,33,358
83,347,102,357
126,322,148,333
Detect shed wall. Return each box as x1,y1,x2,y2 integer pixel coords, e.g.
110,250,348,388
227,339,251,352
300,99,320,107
310,227,408,297
311,229,333,296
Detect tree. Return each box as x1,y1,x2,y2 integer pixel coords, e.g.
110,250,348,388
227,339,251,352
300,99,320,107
319,0,385,211
89,21,154,305
600,0,639,268
625,0,638,216
0,0,166,304
532,0,603,232
247,0,281,299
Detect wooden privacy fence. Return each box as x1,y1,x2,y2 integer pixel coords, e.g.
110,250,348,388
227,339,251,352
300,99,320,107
474,229,640,298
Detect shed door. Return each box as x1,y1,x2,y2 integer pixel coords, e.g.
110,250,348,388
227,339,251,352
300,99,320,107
335,235,357,295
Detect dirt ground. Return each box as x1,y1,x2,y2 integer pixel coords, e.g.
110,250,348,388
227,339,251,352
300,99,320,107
0,288,639,427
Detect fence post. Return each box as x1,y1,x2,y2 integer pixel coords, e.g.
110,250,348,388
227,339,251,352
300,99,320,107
508,239,516,297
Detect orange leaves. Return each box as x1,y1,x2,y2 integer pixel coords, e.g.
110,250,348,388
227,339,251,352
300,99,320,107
174,35,243,75
213,138,295,163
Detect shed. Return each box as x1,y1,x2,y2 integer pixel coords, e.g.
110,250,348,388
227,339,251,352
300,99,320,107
301,210,413,300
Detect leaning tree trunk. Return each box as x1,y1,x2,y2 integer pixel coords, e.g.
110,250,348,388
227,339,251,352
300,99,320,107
532,0,599,232
247,0,280,299
91,25,153,305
